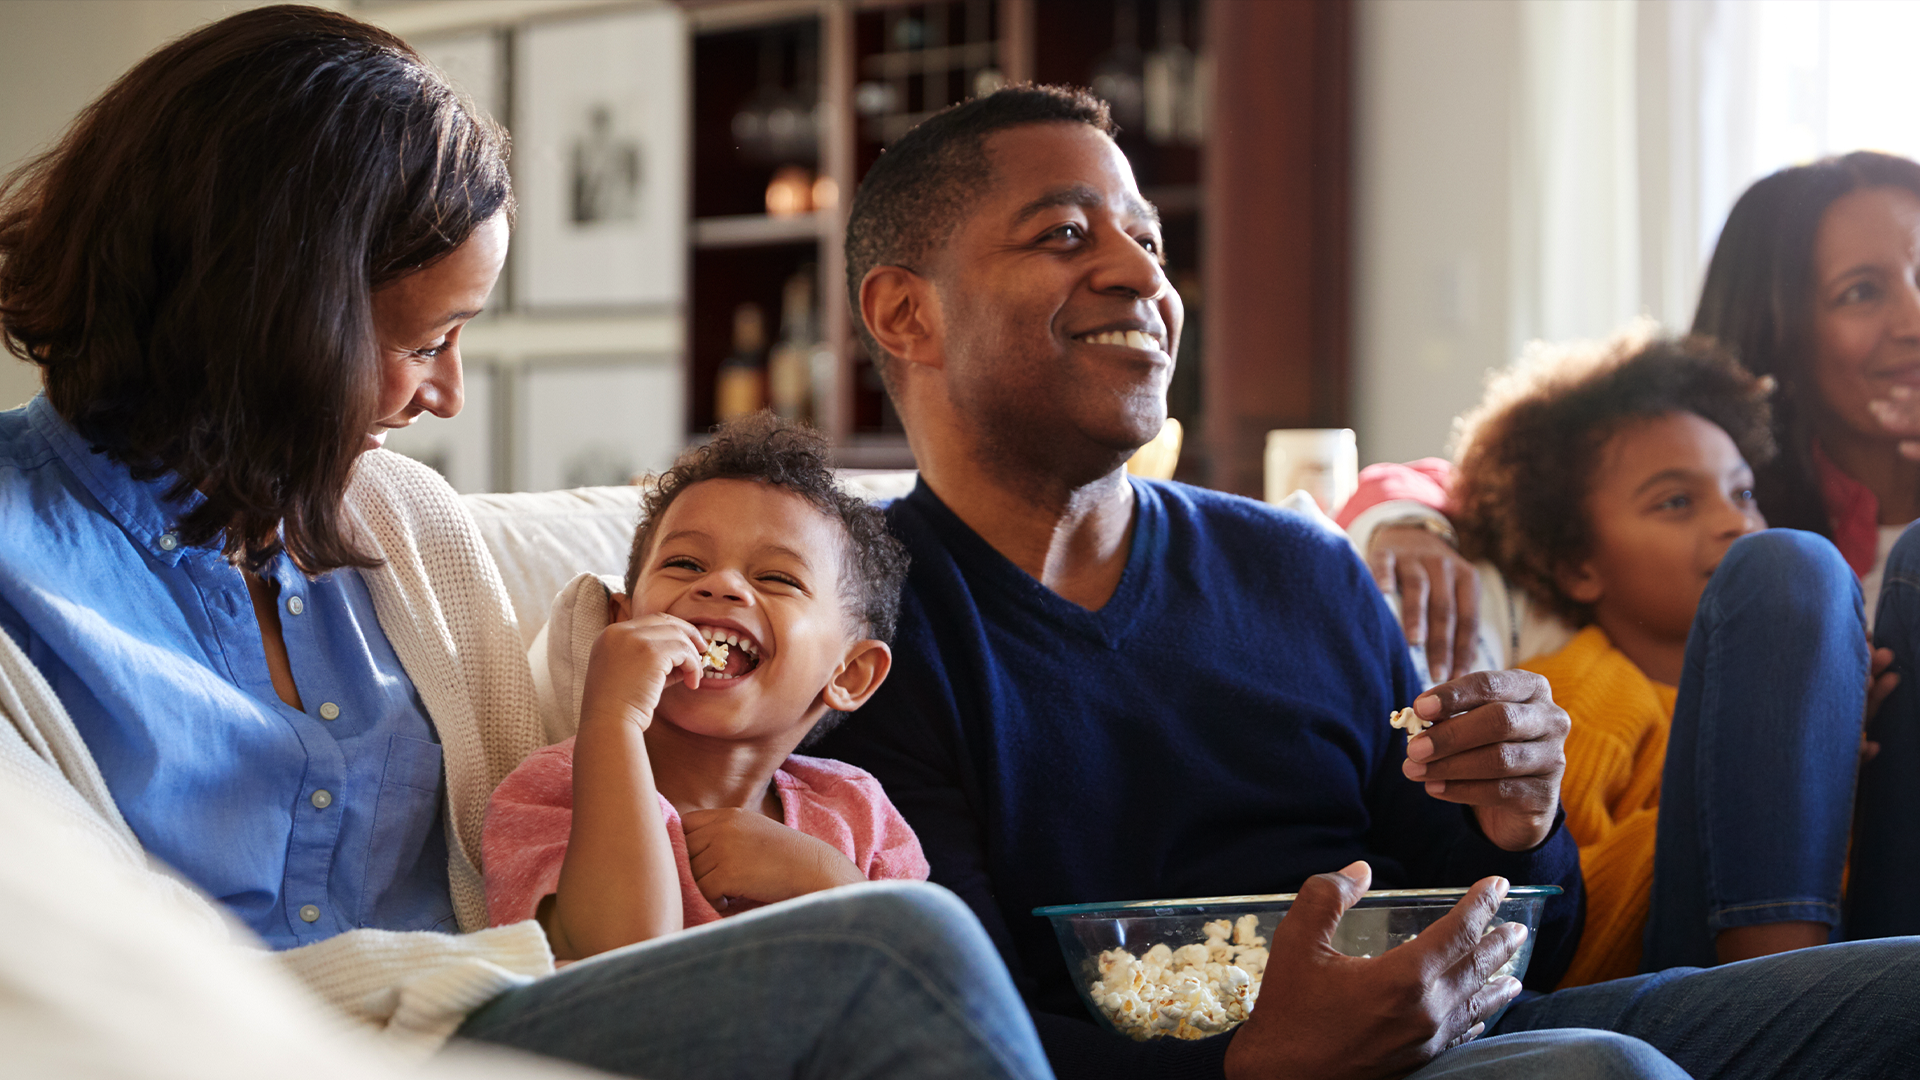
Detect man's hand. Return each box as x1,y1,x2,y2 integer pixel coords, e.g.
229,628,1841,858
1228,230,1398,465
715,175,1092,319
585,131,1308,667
578,611,709,732
1368,524,1480,684
1401,670,1567,852
1224,863,1525,1080
681,807,866,910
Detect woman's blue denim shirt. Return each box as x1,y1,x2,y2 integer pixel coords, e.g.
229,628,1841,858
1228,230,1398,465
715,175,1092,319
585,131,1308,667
0,396,455,947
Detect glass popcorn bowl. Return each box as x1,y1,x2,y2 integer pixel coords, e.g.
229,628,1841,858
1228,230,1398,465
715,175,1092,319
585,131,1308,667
1034,886,1561,1042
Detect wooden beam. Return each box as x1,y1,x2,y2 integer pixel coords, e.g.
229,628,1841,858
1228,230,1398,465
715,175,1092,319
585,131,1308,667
1201,0,1352,498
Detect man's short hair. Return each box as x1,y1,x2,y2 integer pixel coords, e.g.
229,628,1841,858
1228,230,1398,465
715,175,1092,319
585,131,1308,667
843,84,1115,393
624,412,909,645
1452,322,1776,627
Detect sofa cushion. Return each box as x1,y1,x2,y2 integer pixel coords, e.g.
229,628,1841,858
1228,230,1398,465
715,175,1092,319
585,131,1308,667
460,486,644,649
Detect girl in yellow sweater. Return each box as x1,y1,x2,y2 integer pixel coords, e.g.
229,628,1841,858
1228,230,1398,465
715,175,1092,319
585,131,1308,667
1450,326,1895,986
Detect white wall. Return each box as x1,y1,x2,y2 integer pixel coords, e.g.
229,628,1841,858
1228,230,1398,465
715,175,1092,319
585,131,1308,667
0,1,303,410
1352,0,1524,468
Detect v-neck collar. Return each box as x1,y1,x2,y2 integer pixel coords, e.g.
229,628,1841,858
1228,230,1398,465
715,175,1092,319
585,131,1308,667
901,475,1163,651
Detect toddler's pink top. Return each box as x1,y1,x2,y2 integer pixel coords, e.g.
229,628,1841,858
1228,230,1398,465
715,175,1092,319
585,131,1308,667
483,737,930,928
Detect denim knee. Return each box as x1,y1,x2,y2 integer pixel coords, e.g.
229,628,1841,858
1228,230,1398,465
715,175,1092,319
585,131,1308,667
1559,1031,1689,1080
805,879,973,932
777,881,989,962
1887,519,1920,579
1426,1030,1687,1080
1706,529,1858,627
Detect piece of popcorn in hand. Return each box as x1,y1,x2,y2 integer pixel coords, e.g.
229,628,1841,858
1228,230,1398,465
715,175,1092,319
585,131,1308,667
702,640,730,671
1390,705,1432,739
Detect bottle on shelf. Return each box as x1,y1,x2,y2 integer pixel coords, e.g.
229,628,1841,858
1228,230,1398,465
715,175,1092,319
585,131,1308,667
1144,0,1197,145
767,267,816,423
765,164,814,217
715,302,768,422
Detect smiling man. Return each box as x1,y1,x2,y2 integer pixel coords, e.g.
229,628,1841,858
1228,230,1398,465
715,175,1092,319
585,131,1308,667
815,86,1920,1080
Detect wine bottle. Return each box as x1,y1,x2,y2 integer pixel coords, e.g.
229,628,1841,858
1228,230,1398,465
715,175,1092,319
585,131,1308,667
715,302,767,422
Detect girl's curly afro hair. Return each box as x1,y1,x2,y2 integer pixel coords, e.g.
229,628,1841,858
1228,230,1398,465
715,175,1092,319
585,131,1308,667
1452,321,1776,627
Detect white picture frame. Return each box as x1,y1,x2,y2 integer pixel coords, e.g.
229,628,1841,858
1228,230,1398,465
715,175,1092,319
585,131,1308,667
520,357,684,491
412,28,513,314
513,6,688,311
413,27,506,127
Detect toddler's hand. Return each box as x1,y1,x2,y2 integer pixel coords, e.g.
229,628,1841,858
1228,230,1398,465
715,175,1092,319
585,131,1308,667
681,807,865,909
579,612,709,731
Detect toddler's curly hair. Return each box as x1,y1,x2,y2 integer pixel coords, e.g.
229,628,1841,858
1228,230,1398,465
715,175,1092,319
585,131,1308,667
1452,322,1776,627
623,413,909,644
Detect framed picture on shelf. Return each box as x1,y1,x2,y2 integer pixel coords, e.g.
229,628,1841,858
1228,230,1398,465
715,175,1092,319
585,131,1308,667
520,357,684,491
381,363,496,494
414,28,512,312
413,27,506,124
513,6,688,311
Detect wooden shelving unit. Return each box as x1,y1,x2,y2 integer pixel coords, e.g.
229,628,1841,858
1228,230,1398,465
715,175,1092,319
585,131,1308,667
689,211,835,247
363,0,1351,495
684,0,1035,466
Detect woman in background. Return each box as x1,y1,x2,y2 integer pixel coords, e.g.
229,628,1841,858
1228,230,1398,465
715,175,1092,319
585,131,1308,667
1692,151,1920,600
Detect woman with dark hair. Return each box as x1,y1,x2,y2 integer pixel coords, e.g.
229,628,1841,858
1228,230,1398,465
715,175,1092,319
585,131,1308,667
0,7,1051,1078
1691,151,1920,596
1722,153,1920,941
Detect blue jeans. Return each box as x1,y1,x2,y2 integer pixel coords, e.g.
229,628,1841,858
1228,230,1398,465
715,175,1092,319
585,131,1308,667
1413,1031,1685,1080
456,881,1054,1080
1644,529,1868,970
1854,519,1920,936
453,885,1683,1080
1494,938,1920,1079
1489,531,1920,1079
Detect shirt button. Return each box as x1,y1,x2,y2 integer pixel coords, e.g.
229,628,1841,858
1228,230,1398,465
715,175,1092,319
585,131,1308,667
286,595,305,616
310,789,333,809
318,702,340,721
298,904,321,923
157,532,179,551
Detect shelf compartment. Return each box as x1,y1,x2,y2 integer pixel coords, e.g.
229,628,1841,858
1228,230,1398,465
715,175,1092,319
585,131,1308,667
861,41,998,79
691,211,833,248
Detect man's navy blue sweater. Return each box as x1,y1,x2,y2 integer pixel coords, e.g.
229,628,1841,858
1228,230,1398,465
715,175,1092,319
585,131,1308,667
816,477,1583,1080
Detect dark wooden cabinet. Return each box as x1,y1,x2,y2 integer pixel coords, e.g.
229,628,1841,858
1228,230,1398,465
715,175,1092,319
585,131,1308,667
393,0,1352,490
1202,0,1352,497
686,0,1354,494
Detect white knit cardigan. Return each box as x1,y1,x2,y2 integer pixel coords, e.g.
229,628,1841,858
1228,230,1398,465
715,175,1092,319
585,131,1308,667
0,449,557,1054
